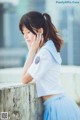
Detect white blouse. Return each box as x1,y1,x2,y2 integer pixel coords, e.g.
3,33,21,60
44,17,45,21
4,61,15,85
27,40,64,98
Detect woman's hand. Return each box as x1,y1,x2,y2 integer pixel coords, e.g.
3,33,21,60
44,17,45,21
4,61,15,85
30,33,44,53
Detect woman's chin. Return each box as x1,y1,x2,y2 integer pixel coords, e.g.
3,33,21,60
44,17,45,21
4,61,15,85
27,43,31,49
26,42,32,49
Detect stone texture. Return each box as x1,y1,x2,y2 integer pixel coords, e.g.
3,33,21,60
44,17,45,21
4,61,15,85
0,83,43,120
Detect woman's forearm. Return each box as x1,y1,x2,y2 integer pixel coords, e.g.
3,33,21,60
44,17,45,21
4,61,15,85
22,49,36,76
22,35,41,77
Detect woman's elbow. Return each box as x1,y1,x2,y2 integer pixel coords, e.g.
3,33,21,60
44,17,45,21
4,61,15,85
21,74,32,84
21,76,28,84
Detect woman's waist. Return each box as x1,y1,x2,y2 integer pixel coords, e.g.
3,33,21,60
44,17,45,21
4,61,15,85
42,93,65,107
42,93,64,102
42,94,56,101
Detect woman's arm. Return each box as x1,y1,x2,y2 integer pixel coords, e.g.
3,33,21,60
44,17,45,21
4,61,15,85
23,49,36,76
22,32,44,84
22,48,36,84
22,33,43,84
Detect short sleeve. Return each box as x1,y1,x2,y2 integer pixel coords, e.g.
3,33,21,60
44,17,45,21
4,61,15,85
27,48,51,80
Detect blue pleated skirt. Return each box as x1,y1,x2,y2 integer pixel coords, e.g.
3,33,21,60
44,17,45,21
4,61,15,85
43,94,80,120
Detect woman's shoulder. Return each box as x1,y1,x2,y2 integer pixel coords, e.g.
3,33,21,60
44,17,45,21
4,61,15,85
37,40,52,55
37,45,50,57
37,40,62,64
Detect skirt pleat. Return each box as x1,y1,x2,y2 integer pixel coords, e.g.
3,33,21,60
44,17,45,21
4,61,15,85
43,94,80,120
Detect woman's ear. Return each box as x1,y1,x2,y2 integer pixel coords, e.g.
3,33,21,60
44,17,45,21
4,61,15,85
38,28,43,34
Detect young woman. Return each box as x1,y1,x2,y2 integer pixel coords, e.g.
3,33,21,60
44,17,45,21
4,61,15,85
19,11,80,120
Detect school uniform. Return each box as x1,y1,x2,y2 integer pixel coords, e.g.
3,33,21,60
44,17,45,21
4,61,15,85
27,40,80,120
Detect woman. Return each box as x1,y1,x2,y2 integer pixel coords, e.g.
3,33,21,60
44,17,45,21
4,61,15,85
19,11,80,120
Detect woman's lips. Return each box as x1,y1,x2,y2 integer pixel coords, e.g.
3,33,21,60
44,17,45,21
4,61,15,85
27,40,30,43
25,39,30,42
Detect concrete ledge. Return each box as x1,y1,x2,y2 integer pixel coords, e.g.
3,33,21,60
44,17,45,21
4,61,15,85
0,82,43,120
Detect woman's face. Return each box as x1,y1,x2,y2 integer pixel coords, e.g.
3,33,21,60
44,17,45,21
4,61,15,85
22,26,36,48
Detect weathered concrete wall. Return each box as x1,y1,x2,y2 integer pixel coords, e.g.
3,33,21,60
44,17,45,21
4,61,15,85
0,83,43,120
60,66,80,104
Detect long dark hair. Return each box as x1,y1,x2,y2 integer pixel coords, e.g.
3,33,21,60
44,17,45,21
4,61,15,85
19,11,63,52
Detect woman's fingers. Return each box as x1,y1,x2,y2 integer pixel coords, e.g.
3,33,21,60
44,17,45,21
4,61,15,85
36,33,40,41
36,33,44,47
30,33,44,53
39,35,44,47
36,33,42,42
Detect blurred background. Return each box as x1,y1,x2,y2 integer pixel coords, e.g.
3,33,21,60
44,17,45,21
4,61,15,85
0,0,80,68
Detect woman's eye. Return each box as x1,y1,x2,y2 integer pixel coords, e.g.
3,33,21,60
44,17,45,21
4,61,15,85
22,30,30,35
27,31,30,33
